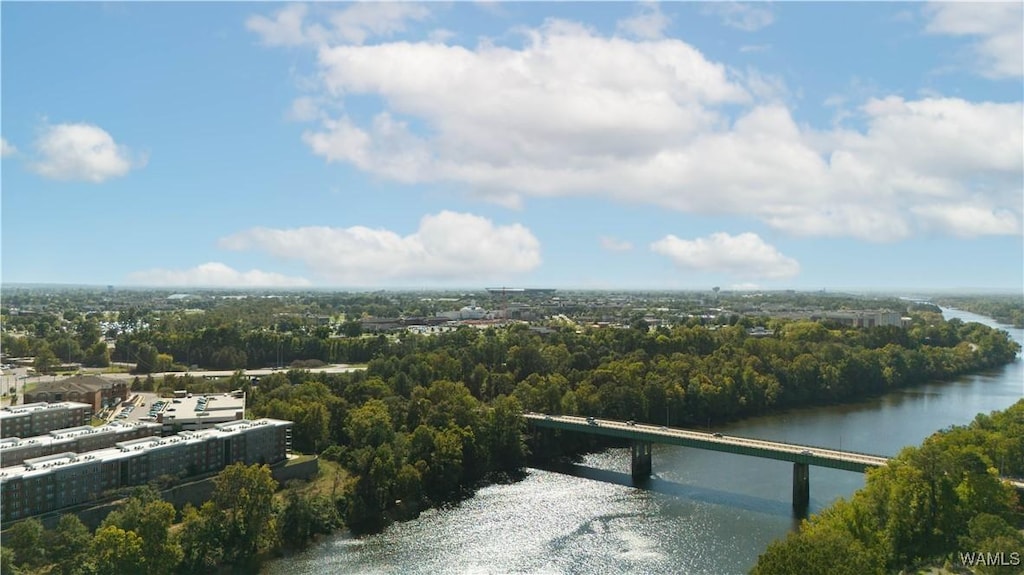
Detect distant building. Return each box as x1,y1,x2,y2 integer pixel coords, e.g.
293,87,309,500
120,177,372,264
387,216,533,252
23,375,129,412
0,421,161,467
815,311,908,329
0,418,292,522
156,391,246,434
0,402,93,439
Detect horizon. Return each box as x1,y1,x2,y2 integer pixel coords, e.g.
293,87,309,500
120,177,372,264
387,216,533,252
1,281,1020,298
2,2,1022,291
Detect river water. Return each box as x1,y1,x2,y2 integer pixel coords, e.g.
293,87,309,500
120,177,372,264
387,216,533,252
264,308,1024,575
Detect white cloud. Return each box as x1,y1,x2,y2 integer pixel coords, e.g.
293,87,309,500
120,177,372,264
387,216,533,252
329,2,430,45
246,3,311,47
912,203,1021,237
600,236,633,252
31,123,142,183
127,262,311,288
650,232,800,280
287,96,321,122
704,3,775,32
219,211,541,285
616,2,670,40
1,138,16,157
247,2,430,47
924,2,1023,79
262,16,1022,242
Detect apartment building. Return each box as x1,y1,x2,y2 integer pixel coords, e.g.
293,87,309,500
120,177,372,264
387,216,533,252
0,421,162,467
0,402,92,439
0,418,292,522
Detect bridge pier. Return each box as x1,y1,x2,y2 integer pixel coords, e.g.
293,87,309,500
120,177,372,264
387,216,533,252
792,462,809,514
631,440,652,479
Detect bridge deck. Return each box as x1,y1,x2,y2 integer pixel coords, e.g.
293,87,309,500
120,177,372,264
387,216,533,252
524,415,1024,489
526,414,893,473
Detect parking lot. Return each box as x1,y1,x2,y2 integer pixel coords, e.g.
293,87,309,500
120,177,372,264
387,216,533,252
109,392,161,423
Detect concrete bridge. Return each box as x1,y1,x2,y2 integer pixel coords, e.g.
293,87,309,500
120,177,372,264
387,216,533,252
523,413,1024,512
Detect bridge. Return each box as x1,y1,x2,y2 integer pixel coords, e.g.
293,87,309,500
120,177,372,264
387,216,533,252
524,414,1024,512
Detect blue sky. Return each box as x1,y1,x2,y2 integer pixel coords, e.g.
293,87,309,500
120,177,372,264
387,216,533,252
2,2,1022,292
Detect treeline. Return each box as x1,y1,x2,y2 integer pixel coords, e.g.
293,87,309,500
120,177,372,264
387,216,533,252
753,400,1024,575
0,463,339,575
935,296,1024,329
236,313,1020,531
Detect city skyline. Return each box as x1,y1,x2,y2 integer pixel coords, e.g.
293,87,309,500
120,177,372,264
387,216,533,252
2,2,1022,292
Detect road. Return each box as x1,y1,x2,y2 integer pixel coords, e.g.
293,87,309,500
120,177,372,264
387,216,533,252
525,413,890,472
1,364,366,403
95,364,366,381
524,414,1024,489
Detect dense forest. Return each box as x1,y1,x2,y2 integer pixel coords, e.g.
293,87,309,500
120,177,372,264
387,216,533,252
753,400,1024,575
934,295,1024,329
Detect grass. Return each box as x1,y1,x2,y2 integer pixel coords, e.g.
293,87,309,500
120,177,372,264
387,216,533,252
274,456,350,504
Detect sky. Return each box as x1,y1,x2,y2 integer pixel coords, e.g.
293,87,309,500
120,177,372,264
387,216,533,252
1,1,1022,293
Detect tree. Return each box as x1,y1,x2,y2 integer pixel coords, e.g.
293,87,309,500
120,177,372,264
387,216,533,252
212,463,278,562
0,547,15,575
91,525,146,574
84,340,111,367
175,502,223,573
752,522,882,575
134,343,159,374
33,342,59,374
346,399,395,449
5,517,46,569
277,490,315,550
47,514,93,575
101,487,182,575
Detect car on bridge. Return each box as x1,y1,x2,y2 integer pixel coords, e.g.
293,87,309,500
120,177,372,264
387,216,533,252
586,417,598,426
712,433,723,438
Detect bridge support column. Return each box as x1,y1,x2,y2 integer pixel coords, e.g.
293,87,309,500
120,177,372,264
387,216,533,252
792,462,809,514
631,440,652,480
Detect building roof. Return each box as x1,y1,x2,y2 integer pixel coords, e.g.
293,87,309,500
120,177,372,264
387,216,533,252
158,392,246,427
0,421,162,457
0,402,93,421
0,418,291,483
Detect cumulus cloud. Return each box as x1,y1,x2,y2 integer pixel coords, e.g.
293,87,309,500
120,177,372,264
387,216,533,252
219,211,541,285
1,138,16,157
703,3,775,32
924,2,1023,79
616,2,670,40
127,262,311,287
253,12,1023,242
31,123,142,182
650,232,800,280
911,203,1021,237
247,2,430,47
600,236,634,252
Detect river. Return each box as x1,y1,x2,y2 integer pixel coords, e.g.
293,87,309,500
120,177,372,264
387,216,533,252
263,308,1024,575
